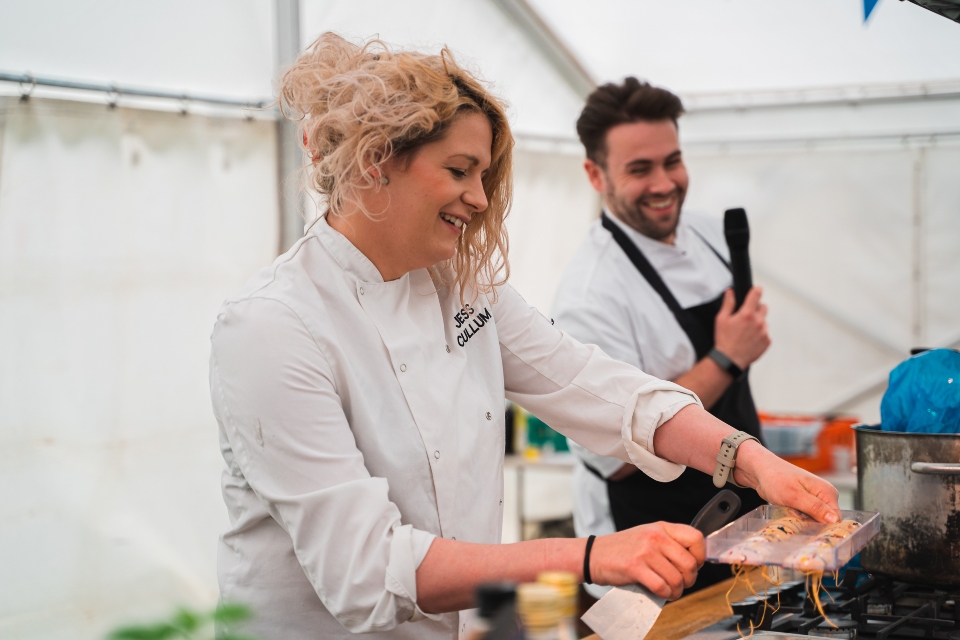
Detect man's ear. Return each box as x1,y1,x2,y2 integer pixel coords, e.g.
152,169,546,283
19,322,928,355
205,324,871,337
583,158,607,193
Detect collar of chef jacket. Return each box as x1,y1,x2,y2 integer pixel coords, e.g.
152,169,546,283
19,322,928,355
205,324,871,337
552,208,732,384
601,207,731,310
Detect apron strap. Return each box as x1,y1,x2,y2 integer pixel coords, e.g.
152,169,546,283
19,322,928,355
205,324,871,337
600,213,712,354
582,461,605,480
688,225,732,273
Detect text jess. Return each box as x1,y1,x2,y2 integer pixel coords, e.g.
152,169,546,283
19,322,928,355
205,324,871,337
454,303,493,348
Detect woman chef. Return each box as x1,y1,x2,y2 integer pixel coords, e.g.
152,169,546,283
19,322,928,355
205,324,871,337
209,33,840,639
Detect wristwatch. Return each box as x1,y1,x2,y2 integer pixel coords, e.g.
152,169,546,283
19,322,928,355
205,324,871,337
707,347,744,380
713,431,760,489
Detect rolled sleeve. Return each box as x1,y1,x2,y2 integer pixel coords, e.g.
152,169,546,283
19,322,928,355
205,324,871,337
210,297,438,632
622,380,700,482
495,285,698,481
568,440,625,479
385,526,437,623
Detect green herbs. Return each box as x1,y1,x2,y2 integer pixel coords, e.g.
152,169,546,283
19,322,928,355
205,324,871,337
107,603,254,640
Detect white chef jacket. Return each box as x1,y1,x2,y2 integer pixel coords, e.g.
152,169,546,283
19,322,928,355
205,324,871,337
552,209,732,596
209,215,701,639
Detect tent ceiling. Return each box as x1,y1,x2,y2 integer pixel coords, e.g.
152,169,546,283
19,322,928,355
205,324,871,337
3,1,958,135
0,0,274,99
299,0,586,138
489,0,596,99
526,0,960,95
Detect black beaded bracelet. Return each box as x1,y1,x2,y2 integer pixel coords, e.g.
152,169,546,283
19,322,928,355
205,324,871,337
583,535,597,584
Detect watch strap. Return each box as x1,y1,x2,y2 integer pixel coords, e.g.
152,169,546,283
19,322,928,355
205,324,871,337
708,347,744,379
713,431,760,489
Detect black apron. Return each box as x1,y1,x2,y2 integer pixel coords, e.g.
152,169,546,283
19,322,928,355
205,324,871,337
596,213,766,592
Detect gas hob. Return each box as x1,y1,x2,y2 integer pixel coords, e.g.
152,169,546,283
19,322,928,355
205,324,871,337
683,569,960,639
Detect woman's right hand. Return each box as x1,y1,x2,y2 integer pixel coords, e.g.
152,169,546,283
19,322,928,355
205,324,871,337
589,522,705,601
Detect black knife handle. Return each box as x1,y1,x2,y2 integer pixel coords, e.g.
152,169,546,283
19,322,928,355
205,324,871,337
689,490,741,536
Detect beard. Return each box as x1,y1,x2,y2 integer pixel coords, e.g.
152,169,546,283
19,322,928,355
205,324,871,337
605,183,684,242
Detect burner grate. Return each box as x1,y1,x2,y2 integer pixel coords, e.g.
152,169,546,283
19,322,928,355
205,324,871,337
687,569,960,639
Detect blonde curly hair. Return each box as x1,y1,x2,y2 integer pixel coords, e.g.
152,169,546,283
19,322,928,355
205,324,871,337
279,32,513,296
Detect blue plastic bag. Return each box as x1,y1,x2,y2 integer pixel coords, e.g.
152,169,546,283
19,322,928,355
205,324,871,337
880,349,960,433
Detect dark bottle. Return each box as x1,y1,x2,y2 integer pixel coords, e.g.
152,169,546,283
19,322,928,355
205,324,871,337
466,582,518,640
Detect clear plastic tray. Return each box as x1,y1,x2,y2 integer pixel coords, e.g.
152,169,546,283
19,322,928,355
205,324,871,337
705,505,880,571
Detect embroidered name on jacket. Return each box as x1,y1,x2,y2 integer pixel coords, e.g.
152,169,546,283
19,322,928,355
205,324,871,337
454,303,493,348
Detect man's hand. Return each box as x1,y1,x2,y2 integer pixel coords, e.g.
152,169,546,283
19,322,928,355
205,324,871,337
734,441,842,525
714,287,770,370
589,522,705,601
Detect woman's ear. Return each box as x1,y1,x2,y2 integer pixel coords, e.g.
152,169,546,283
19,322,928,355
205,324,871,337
365,164,388,186
303,132,321,163
362,150,392,187
372,151,403,187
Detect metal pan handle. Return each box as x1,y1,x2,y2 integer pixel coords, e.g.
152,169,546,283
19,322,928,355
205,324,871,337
911,462,960,475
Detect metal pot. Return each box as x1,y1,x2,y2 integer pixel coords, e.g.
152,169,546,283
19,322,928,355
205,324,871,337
854,424,960,586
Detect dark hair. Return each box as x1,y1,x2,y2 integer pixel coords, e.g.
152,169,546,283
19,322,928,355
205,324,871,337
576,77,685,165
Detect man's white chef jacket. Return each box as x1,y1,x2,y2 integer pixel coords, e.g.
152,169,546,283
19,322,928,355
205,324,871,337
552,210,732,597
208,216,700,639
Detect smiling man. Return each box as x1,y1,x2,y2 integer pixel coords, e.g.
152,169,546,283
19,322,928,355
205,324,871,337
552,78,772,594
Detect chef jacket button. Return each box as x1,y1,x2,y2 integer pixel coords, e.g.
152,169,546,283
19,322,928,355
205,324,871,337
359,286,364,295
445,345,451,353
399,364,407,372
434,450,440,459
485,411,492,420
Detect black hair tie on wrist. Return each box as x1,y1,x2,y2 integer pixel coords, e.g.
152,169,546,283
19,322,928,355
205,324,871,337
583,535,597,584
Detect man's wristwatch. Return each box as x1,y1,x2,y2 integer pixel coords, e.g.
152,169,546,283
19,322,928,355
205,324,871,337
713,431,760,489
707,347,744,380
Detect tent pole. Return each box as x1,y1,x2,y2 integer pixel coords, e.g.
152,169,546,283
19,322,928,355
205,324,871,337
0,71,269,110
911,149,928,348
490,0,595,99
275,0,303,254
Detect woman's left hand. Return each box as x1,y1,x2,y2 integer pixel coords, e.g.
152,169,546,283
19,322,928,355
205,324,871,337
733,440,842,524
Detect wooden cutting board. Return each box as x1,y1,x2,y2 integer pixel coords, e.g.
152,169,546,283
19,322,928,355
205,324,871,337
583,568,768,640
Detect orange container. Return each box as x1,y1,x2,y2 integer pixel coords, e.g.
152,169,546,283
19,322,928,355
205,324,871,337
759,412,858,473
818,416,858,472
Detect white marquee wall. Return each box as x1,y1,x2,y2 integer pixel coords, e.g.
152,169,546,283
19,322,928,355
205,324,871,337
0,97,278,638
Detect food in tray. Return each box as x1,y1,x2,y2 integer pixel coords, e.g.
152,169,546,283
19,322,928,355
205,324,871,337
717,510,806,565
709,506,880,576
713,508,880,638
781,520,862,571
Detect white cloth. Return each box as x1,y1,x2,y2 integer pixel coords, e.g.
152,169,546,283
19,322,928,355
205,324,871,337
552,210,732,561
209,215,700,639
